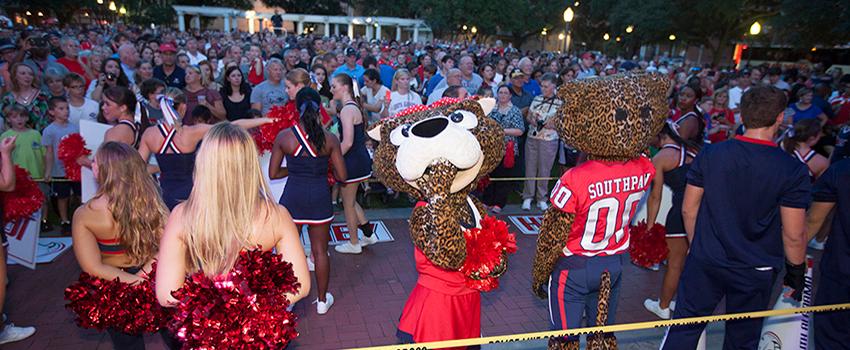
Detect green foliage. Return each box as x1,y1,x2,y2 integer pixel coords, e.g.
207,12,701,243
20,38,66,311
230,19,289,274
259,0,346,15
771,0,850,47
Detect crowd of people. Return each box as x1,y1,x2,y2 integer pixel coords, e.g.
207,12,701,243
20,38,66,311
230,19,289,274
0,21,847,347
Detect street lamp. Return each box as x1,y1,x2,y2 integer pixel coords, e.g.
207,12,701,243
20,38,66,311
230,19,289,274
97,0,103,3
603,33,610,41
563,7,574,53
669,34,676,41
471,26,477,34
615,36,621,42
37,11,43,17
462,24,468,31
25,11,31,16
626,25,634,34
574,1,580,6
108,1,117,11
749,21,761,36
558,33,565,40
119,6,126,15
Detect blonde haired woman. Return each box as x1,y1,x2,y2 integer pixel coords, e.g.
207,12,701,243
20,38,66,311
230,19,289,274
183,65,226,123
70,141,175,348
382,69,423,117
156,123,310,307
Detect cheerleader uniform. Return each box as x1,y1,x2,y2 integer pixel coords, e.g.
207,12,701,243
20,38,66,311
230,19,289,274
117,119,141,149
279,125,334,225
397,197,482,347
340,102,372,184
154,124,199,210
793,148,816,180
661,144,696,238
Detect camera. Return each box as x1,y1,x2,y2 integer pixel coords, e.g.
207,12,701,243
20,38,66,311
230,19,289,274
105,72,116,81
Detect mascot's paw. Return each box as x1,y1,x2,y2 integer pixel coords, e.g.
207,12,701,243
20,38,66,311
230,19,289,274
548,336,579,350
414,159,458,197
532,279,548,300
586,333,618,350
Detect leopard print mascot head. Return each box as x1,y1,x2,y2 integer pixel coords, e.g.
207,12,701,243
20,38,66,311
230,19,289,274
367,98,504,269
558,73,670,161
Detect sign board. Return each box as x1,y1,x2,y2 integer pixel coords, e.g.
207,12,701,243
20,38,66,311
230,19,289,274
299,221,393,251
508,215,544,235
79,119,112,202
4,212,41,269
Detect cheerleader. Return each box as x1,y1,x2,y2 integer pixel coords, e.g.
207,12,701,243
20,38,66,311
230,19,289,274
137,88,273,210
330,74,375,254
782,119,829,181
101,86,147,148
155,123,310,310
269,88,347,314
643,121,701,319
69,141,173,348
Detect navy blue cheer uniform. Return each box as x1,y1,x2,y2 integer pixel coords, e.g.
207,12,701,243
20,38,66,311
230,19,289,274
831,125,850,164
661,136,811,349
661,144,696,238
279,125,334,225
340,102,372,184
154,124,199,210
812,159,850,349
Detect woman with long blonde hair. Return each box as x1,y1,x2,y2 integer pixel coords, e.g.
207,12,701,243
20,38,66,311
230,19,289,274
70,141,172,348
156,123,310,305
382,68,423,118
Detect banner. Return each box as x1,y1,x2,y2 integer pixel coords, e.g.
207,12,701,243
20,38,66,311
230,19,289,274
4,212,42,269
758,256,814,350
79,119,112,202
508,215,544,235
300,221,394,251
632,184,673,226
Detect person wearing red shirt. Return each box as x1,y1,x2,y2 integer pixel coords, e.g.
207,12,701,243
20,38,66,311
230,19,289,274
707,89,735,143
56,37,89,86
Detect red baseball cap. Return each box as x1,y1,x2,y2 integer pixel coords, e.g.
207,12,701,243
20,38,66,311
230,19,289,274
159,43,177,53
580,52,595,60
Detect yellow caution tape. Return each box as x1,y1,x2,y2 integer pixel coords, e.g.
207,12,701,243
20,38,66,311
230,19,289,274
349,303,850,350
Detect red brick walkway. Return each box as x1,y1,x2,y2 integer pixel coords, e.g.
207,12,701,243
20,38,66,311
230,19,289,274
2,217,786,349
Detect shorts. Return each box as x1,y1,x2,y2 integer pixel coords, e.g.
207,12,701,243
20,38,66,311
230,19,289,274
51,179,81,199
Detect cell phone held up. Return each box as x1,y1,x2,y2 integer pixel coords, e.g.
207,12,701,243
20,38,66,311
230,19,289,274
105,72,116,81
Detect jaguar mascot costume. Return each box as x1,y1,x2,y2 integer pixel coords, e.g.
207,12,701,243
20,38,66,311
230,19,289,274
368,97,517,346
532,73,671,349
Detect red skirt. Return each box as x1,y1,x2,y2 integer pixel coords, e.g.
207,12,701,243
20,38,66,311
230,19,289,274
398,248,481,347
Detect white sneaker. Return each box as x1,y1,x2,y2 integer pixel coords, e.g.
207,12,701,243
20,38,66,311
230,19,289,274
0,324,36,344
537,201,549,211
306,255,315,272
521,199,532,211
360,234,378,247
644,299,672,319
314,293,334,315
334,242,362,254
808,238,826,250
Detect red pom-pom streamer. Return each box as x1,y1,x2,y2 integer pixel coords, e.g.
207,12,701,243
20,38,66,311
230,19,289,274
390,96,479,119
476,176,491,193
57,133,91,181
1,166,44,222
628,221,669,268
169,249,301,349
460,216,518,292
254,104,299,153
64,262,170,334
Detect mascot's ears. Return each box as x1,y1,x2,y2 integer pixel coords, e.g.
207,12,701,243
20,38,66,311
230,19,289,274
366,98,497,141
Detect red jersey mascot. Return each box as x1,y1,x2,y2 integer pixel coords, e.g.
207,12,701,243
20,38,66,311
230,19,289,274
531,73,671,349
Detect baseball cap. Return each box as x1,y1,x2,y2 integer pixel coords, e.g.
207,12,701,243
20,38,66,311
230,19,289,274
345,47,357,57
580,52,595,60
158,43,177,53
0,38,15,52
510,68,526,79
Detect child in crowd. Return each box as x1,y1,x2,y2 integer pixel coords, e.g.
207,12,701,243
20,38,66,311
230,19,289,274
44,70,66,99
1,105,49,230
42,97,80,235
64,73,99,126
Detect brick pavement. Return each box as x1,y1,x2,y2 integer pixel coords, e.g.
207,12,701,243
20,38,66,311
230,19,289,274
2,216,819,349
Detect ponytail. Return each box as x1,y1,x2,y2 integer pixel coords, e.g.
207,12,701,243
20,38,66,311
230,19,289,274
783,119,822,155
296,88,326,152
663,120,701,152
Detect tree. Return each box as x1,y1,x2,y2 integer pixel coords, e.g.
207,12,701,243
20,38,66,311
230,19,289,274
771,0,850,47
258,0,347,15
175,0,254,10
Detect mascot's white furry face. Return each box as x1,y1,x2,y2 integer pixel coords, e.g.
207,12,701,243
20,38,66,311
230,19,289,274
367,98,499,194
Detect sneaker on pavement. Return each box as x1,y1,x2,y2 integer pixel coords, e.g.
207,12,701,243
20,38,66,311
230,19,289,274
490,205,502,214
644,299,672,319
808,238,826,250
314,293,334,315
0,324,36,345
521,198,532,211
537,201,549,211
334,242,362,254
360,234,378,247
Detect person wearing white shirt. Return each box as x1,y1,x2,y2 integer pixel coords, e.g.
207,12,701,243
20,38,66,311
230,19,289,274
63,73,99,125
185,38,207,66
383,69,423,117
728,72,752,124
359,69,390,123
428,68,462,105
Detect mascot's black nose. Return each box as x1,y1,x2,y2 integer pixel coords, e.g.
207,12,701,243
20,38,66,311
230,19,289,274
411,117,448,138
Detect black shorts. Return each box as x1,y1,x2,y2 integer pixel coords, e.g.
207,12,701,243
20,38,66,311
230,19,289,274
51,179,81,199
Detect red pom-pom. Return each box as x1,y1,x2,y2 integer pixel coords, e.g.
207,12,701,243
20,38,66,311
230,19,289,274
476,176,491,192
169,249,301,349
1,166,44,222
254,104,299,153
460,216,518,292
628,221,669,268
64,262,170,334
57,133,91,182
